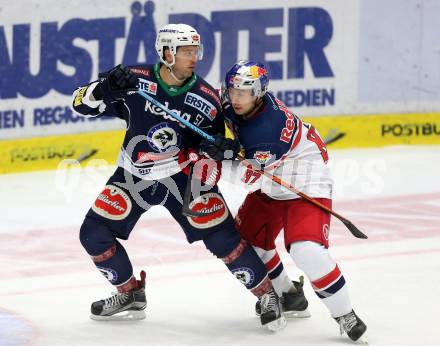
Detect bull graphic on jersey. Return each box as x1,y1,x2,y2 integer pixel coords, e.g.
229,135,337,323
253,151,273,166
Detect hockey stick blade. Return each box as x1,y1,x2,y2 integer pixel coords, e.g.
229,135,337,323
340,219,368,239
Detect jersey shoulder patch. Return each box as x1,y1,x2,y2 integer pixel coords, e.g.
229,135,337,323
183,78,221,121
127,64,156,95
128,65,153,78
195,78,221,108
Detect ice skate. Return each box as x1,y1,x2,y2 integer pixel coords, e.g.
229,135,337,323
256,277,311,318
259,288,287,332
335,310,368,343
90,271,147,321
281,277,311,318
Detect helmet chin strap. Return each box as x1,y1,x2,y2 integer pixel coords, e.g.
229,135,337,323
166,65,186,84
168,67,186,83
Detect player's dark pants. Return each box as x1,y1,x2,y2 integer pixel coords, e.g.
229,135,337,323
80,167,268,292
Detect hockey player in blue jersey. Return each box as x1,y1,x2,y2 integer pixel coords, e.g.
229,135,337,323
71,25,286,330
200,60,367,342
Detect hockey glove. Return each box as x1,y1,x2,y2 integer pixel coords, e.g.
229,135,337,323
200,134,240,161
94,64,138,103
178,149,222,187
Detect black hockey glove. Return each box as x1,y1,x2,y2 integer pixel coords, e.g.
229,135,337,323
94,64,138,103
200,134,240,161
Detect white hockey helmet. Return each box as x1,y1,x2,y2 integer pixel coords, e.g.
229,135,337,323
155,24,203,68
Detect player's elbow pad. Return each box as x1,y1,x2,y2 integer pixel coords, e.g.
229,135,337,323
71,82,106,117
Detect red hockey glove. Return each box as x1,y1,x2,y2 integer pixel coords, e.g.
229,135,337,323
178,149,222,186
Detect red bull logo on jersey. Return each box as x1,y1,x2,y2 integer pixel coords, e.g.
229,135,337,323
253,151,273,165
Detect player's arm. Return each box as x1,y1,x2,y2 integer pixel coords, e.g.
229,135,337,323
178,86,233,186
71,64,138,120
178,118,226,187
198,105,241,161
220,140,286,191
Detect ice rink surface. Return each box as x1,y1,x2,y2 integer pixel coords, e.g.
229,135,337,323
1,146,439,346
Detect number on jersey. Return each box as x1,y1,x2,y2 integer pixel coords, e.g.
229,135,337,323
304,123,329,163
242,165,262,185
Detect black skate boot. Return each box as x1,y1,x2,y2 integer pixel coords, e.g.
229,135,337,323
90,271,147,321
259,288,286,332
281,277,311,318
256,277,311,318
335,310,367,342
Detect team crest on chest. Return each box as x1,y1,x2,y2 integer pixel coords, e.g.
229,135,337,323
147,122,181,152
253,151,273,165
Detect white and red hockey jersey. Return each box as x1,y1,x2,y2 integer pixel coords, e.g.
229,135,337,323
224,92,333,200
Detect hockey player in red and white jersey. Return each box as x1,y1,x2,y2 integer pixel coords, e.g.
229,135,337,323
200,60,367,342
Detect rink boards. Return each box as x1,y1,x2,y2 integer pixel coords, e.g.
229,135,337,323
1,112,439,174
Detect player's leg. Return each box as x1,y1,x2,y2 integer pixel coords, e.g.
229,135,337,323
202,225,286,331
284,198,367,341
252,246,310,318
236,191,310,318
79,168,148,320
164,174,286,331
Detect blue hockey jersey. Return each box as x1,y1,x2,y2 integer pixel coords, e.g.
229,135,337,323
72,63,224,180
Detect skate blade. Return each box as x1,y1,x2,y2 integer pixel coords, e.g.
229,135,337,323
355,335,369,344
284,309,311,319
265,315,287,332
90,309,146,321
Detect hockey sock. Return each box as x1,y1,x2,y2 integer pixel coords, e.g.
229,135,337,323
222,239,272,297
253,246,294,297
290,241,352,318
90,240,134,289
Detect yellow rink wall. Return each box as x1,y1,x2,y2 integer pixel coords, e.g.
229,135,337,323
305,112,440,148
1,112,440,174
0,130,125,174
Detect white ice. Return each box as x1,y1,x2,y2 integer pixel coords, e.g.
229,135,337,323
1,146,439,346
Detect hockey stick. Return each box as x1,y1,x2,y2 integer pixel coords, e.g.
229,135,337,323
240,155,367,239
138,90,216,218
181,165,215,217
137,90,367,239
